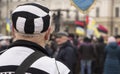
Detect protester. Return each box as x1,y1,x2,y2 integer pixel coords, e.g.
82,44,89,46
95,36,106,74
55,32,77,74
103,36,120,74
49,33,58,57
115,35,120,46
0,3,70,74
78,37,96,74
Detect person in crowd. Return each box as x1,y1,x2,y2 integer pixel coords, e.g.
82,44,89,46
45,42,53,57
103,36,120,74
68,33,79,47
78,37,96,74
95,36,106,74
115,35,120,46
49,33,58,57
55,32,77,74
0,39,11,55
68,33,79,74
0,3,70,74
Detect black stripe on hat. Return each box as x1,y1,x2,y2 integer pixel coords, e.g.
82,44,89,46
12,13,18,32
41,15,50,33
12,11,38,33
24,18,34,34
20,3,49,13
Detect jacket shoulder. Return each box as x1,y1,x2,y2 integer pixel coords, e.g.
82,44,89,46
31,57,70,74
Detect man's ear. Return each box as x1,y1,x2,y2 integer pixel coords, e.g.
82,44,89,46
44,27,51,40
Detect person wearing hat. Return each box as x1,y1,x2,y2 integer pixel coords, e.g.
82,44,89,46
103,36,120,74
0,3,70,74
55,32,77,74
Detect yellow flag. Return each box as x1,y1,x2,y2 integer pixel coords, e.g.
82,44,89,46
94,28,101,38
87,17,101,38
76,27,85,35
6,18,11,33
6,23,11,32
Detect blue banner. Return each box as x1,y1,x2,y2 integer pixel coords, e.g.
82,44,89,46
71,0,96,14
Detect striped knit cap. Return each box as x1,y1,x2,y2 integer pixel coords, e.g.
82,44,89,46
12,3,50,34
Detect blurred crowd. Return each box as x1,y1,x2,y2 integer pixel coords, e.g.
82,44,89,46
45,33,120,74
0,33,120,74
0,36,13,55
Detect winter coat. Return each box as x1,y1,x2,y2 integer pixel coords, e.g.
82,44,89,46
95,42,106,65
78,42,96,60
95,42,106,74
56,41,77,74
103,42,120,74
96,43,106,58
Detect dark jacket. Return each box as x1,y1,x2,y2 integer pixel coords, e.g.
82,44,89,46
79,42,96,60
95,42,106,74
103,42,120,74
56,40,77,74
96,43,106,58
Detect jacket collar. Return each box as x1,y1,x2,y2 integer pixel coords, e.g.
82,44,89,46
8,40,49,56
60,40,72,48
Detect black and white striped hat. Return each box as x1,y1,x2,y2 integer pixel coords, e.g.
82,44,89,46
12,3,50,34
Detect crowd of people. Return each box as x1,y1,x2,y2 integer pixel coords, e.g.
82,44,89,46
0,2,120,74
44,33,120,74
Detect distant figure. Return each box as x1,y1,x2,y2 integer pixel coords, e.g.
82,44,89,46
55,32,77,74
115,35,120,46
0,39,10,55
52,10,61,32
78,37,96,74
103,36,120,74
95,36,106,74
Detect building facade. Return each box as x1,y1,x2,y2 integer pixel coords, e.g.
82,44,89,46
0,0,120,36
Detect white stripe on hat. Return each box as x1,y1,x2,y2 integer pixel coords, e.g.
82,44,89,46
16,17,26,33
12,5,48,17
34,18,43,33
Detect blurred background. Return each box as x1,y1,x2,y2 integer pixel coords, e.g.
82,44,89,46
0,0,120,37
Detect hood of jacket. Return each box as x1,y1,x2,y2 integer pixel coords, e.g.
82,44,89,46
59,40,73,49
107,42,118,49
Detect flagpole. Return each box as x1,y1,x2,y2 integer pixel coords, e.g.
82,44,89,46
6,0,11,35
84,14,89,37
84,14,87,37
6,0,9,35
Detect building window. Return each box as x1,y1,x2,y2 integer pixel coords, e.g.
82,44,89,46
18,0,21,2
96,7,100,17
115,7,119,17
115,27,118,35
10,0,12,2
